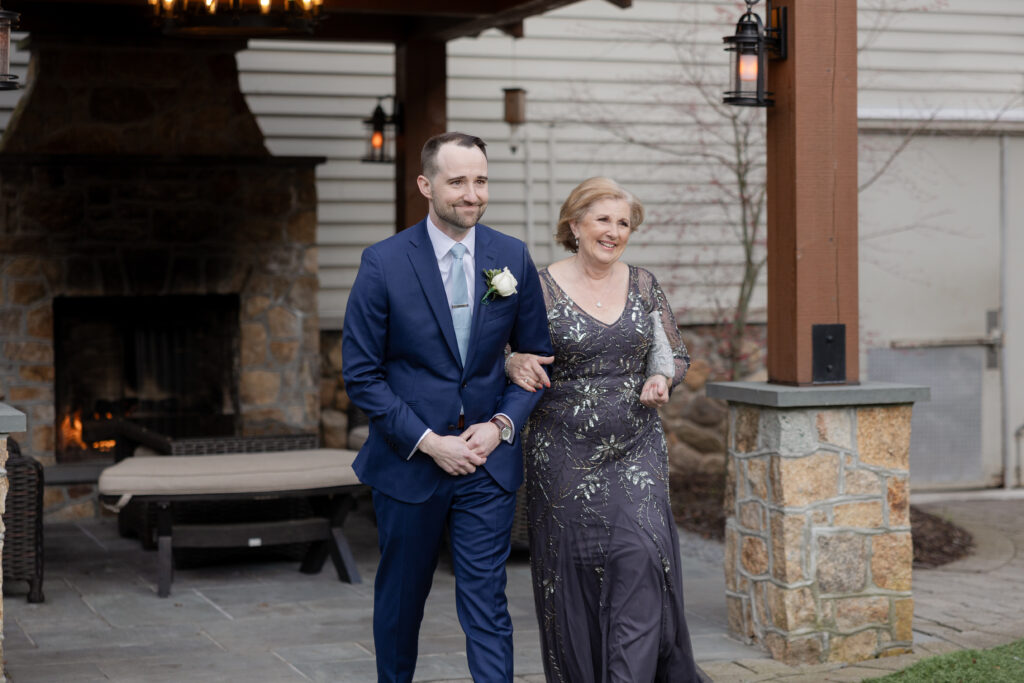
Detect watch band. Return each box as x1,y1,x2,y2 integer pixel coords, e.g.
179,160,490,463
490,416,513,443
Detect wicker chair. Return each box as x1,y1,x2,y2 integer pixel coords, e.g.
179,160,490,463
2,438,45,603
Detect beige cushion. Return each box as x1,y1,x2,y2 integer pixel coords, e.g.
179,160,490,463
98,449,361,497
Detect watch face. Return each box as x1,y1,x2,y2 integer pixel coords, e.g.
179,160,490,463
501,426,512,441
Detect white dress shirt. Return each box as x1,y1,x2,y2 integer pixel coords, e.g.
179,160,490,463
408,217,515,459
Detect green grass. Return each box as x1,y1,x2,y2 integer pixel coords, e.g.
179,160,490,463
864,638,1024,682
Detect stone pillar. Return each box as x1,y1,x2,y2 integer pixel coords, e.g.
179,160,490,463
708,381,929,665
0,402,28,678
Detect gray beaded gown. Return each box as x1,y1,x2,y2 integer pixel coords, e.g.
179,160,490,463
523,265,699,683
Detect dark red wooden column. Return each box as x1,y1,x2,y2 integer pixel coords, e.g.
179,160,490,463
766,0,859,385
395,39,447,232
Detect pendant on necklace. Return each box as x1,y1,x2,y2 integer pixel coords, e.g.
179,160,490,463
596,301,603,307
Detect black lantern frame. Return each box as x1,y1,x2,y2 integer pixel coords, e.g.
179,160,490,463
0,2,20,90
362,96,402,164
152,0,322,38
723,0,787,107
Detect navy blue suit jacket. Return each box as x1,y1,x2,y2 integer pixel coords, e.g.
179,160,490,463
342,219,553,504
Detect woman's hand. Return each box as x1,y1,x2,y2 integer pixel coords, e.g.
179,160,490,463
507,352,554,392
640,374,669,408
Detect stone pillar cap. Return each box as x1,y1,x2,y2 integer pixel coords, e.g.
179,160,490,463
707,381,929,408
0,403,27,434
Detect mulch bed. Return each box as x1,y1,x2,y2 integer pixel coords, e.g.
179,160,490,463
909,505,975,569
669,469,975,568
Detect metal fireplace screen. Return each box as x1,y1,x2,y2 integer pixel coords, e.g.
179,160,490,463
53,294,241,463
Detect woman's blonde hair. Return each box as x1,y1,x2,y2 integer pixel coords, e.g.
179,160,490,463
554,177,645,253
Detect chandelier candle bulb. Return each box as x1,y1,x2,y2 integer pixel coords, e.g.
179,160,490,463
154,0,321,36
739,53,758,82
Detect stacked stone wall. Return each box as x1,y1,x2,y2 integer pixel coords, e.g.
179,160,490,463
723,402,914,664
0,159,321,520
0,38,322,521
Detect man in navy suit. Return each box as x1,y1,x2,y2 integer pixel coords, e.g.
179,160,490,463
342,132,553,682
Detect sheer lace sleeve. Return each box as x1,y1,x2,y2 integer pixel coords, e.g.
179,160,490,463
638,267,690,389
504,268,557,377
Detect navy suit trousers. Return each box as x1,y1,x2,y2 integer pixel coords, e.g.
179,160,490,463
371,468,517,683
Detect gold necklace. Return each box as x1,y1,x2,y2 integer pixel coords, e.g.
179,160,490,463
573,256,618,309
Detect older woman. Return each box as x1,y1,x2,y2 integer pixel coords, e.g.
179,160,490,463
508,177,699,682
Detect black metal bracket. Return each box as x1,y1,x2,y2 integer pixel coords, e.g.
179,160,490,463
812,324,846,384
766,2,787,61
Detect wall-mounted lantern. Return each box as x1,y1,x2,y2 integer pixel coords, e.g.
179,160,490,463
0,2,20,90
722,0,787,107
150,0,322,38
362,96,401,164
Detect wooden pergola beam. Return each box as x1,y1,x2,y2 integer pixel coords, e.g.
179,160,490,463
766,0,859,385
395,39,447,232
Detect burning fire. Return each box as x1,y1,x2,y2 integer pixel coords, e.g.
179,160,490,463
60,410,117,453
60,410,88,450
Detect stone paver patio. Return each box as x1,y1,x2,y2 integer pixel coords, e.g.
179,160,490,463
3,494,1023,682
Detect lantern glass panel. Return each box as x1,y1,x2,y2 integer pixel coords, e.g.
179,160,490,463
751,52,768,99
731,45,763,100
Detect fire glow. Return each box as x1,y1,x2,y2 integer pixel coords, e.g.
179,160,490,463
60,410,117,453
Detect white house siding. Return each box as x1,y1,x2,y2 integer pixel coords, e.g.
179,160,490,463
236,1,777,325
237,0,1024,326
858,0,1024,122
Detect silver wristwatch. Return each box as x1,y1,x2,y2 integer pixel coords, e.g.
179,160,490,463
490,416,513,443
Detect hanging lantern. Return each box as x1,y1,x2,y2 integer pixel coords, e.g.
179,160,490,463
0,2,20,90
363,96,401,164
723,0,787,107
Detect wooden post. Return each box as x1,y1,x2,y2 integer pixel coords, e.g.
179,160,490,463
766,0,859,385
395,39,447,232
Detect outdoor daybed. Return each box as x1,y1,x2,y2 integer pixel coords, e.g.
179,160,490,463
98,449,364,597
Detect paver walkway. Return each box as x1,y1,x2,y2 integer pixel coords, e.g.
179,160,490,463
3,495,1023,682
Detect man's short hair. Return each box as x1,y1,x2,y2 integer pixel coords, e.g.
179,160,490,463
421,132,487,179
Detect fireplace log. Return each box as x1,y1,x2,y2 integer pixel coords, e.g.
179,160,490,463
82,418,173,456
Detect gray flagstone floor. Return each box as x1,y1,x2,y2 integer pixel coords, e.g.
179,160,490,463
2,493,760,682
8,494,1023,681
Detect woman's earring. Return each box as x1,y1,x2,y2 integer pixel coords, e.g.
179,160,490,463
574,236,579,249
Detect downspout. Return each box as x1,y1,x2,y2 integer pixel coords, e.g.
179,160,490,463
523,123,534,261
999,133,1013,488
548,124,559,264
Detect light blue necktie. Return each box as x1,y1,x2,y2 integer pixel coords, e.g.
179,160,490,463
449,243,471,364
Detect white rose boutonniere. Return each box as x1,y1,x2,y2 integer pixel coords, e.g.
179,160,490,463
481,267,518,305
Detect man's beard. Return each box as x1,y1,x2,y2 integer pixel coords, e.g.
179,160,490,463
433,199,484,231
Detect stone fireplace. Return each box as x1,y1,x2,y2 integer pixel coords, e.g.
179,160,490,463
0,36,323,519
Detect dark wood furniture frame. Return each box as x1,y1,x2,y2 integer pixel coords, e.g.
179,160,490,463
103,485,362,598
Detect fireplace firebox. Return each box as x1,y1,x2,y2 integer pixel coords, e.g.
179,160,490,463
53,295,241,463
